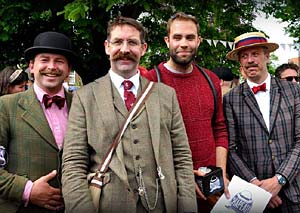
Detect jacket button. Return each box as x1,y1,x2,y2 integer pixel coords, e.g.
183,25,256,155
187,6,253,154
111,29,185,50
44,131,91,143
132,124,137,129
269,140,273,144
135,155,140,160
133,139,139,144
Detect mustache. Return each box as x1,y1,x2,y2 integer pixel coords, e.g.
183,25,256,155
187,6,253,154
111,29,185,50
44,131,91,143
245,64,258,69
40,68,63,76
111,52,137,62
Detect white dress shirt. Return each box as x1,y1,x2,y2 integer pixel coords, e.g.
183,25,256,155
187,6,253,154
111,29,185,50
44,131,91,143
247,74,271,131
109,69,140,103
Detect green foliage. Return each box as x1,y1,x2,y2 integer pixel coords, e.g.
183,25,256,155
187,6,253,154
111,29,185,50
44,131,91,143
0,0,294,83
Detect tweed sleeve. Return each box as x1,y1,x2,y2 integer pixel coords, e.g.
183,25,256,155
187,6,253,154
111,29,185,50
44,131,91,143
0,98,28,203
167,88,197,212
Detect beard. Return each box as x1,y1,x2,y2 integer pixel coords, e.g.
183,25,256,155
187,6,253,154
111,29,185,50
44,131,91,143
169,49,196,66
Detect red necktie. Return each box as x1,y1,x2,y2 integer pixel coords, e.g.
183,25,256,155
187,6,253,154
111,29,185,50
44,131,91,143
252,83,266,94
123,80,136,111
43,94,65,109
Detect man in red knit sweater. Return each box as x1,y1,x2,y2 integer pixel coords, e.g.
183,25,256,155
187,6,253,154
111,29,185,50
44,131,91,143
142,12,229,212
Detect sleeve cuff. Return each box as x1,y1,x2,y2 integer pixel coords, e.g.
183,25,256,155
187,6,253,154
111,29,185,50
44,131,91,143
22,180,33,207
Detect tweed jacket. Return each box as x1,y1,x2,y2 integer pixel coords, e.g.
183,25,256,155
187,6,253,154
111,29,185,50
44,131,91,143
62,74,197,213
0,87,72,212
224,76,300,203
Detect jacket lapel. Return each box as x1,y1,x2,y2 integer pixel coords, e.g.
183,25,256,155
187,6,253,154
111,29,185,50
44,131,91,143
269,77,282,134
93,75,129,187
65,90,72,111
19,88,57,149
242,82,269,133
142,77,161,164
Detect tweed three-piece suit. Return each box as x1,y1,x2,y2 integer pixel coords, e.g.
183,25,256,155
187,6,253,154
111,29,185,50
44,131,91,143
62,75,197,213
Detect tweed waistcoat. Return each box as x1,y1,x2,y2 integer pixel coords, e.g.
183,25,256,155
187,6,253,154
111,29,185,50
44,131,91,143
113,85,164,212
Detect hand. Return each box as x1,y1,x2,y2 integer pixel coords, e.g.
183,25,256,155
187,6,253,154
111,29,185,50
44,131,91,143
260,176,282,197
193,170,206,200
223,176,230,199
29,170,64,210
267,195,282,208
250,178,262,187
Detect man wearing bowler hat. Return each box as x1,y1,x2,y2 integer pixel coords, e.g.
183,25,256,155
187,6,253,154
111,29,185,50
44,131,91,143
0,31,75,212
224,31,300,212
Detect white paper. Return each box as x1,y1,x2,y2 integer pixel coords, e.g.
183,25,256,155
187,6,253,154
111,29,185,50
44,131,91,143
211,175,272,213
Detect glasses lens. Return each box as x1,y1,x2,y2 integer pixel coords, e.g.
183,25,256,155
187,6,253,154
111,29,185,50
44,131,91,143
284,76,299,82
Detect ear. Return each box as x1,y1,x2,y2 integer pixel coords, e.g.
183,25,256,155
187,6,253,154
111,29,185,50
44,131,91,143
265,52,270,63
140,42,148,56
29,60,34,72
104,40,110,55
197,36,201,47
164,36,169,48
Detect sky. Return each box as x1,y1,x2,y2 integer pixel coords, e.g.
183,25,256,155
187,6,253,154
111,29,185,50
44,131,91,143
252,12,299,65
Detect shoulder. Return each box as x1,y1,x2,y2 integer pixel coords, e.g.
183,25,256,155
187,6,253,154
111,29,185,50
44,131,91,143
272,77,300,95
75,75,108,96
195,66,220,84
0,90,30,106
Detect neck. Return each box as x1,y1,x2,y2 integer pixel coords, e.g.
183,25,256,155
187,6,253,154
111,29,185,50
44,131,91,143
166,59,193,73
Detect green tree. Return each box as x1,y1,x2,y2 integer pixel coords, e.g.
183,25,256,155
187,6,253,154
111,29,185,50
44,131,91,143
0,0,279,83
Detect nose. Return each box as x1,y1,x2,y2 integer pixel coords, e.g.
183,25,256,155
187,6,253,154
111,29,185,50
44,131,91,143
47,60,58,70
179,38,188,48
120,41,130,53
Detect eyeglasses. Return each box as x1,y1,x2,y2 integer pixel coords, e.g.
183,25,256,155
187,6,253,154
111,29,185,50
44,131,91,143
281,76,300,82
108,39,142,48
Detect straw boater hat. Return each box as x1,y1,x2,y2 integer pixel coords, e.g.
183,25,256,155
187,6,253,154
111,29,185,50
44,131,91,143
226,32,279,61
24,31,77,64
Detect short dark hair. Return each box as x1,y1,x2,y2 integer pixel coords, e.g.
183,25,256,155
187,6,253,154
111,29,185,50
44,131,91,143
107,16,146,43
275,63,299,78
167,12,200,36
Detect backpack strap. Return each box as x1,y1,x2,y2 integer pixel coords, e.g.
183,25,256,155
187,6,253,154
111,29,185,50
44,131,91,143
154,65,161,82
154,64,217,124
194,64,218,124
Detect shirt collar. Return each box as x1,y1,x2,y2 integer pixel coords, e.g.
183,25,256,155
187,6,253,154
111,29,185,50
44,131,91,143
33,83,65,104
247,73,271,92
109,69,140,91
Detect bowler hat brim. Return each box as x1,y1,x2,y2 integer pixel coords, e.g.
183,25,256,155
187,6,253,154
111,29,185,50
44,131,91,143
24,46,78,64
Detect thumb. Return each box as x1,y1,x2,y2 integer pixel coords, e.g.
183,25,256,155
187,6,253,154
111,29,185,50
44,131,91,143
42,170,57,182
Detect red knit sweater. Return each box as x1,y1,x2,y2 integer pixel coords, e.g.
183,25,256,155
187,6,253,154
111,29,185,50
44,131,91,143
142,62,228,169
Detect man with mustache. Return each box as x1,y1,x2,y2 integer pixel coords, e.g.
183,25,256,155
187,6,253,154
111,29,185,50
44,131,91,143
62,16,197,212
142,12,229,212
224,32,300,212
0,31,75,212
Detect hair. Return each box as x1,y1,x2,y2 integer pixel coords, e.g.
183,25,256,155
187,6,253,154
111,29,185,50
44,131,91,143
275,63,299,78
0,66,28,96
107,16,146,43
167,12,200,36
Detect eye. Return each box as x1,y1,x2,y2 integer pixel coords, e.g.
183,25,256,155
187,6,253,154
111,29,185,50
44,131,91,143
173,35,182,40
40,58,49,62
111,40,123,46
186,35,196,41
128,40,139,46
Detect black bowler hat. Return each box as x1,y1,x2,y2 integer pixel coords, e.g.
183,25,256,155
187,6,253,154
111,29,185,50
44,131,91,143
24,31,77,64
